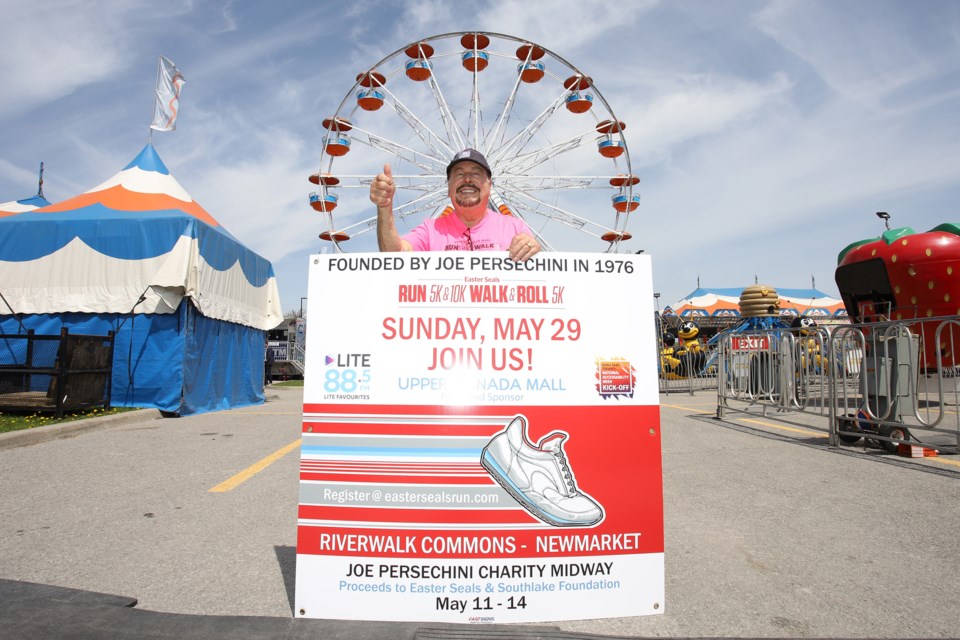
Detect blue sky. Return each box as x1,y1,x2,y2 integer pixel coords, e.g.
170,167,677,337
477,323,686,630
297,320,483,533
3,0,960,315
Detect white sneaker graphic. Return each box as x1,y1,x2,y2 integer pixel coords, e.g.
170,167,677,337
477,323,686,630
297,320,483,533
481,415,604,527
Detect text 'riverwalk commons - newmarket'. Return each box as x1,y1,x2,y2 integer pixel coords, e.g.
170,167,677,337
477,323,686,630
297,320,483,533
325,256,573,273
317,532,643,555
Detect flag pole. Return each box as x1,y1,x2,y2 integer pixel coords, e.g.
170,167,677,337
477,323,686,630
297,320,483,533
148,56,160,145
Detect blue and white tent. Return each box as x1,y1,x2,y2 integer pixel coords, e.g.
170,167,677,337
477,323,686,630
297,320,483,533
0,145,283,415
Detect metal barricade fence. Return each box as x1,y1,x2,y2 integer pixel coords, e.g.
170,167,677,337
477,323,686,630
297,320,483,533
713,317,960,454
657,335,718,394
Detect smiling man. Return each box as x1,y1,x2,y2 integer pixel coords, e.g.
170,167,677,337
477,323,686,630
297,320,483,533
370,148,541,262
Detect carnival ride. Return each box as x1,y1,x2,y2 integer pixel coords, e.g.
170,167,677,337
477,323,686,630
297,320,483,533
660,285,795,380
833,221,960,450
308,32,637,253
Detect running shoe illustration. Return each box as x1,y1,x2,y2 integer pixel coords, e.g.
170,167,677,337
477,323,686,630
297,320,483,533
480,415,604,527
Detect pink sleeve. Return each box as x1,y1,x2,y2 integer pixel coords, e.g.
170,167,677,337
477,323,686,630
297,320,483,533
402,221,434,251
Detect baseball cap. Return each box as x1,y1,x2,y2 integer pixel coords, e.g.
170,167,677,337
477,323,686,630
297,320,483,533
446,148,492,178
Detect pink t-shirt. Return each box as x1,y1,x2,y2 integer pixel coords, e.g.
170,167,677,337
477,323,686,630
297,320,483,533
403,209,531,251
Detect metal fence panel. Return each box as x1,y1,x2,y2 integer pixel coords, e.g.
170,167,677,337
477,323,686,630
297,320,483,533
712,317,960,454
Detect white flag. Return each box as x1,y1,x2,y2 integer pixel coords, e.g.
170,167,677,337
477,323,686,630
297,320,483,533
150,56,186,132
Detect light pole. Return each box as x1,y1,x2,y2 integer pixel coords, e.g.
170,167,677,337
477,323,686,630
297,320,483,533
876,211,890,230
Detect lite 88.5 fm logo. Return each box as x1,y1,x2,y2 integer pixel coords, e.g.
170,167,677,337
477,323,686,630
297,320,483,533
323,353,371,393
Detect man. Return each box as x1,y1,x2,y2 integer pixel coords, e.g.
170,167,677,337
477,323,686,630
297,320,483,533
264,340,275,386
369,148,541,261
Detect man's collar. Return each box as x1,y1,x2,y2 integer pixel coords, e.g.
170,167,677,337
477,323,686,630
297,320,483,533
452,207,494,231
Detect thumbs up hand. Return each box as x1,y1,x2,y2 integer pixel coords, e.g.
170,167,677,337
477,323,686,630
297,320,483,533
369,163,396,209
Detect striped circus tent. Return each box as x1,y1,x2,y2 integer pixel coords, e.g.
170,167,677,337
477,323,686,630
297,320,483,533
664,287,847,318
0,144,283,415
0,194,51,217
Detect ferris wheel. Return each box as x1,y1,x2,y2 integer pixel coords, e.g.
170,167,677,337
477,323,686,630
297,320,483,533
308,31,639,253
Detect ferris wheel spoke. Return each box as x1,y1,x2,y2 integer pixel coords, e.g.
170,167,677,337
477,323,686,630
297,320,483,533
486,96,566,167
350,125,447,174
395,188,450,216
376,86,458,161
327,195,445,239
499,184,615,236
469,60,481,149
484,43,548,154
423,62,469,151
482,65,525,154
496,134,596,174
497,175,615,190
326,175,446,194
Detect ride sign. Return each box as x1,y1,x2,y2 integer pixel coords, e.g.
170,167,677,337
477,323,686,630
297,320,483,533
295,251,663,623
731,335,770,351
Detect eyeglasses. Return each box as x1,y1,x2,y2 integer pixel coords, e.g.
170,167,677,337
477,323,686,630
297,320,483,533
449,169,488,182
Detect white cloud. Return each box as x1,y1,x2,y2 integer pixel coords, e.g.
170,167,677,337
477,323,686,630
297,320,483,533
0,159,43,197
753,0,960,111
477,0,658,51
216,1,239,33
166,128,317,263
0,4,126,116
621,72,794,167
0,0,196,118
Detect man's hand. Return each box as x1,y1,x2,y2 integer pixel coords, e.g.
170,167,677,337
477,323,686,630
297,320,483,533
370,163,396,209
508,233,540,262
373,163,411,252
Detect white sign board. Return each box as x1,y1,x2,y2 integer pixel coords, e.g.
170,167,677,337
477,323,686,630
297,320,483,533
295,252,663,623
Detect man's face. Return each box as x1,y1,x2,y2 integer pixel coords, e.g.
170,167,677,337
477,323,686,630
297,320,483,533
447,161,491,211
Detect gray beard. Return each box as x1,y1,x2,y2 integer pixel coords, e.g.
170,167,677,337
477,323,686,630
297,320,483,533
454,191,481,207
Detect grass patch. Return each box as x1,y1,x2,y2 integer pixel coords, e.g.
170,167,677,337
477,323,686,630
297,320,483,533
272,379,304,387
0,407,137,434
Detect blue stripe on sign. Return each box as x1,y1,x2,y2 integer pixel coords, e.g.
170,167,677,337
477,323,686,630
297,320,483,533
301,446,482,457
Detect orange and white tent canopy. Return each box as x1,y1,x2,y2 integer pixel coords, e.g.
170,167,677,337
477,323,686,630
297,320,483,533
0,194,50,217
0,144,282,330
664,287,847,318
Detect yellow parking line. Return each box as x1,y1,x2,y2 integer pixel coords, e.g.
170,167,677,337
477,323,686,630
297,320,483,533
660,403,714,415
662,403,960,465
661,402,826,437
735,418,827,438
930,456,960,469
209,438,302,493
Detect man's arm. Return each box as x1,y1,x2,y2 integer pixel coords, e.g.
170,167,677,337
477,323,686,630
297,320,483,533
370,163,412,252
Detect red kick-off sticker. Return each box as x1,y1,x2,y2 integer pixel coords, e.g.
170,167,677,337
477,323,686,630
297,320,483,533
595,358,636,399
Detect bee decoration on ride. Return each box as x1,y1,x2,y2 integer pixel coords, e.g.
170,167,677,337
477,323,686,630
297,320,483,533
660,331,681,376
790,315,826,373
674,320,706,378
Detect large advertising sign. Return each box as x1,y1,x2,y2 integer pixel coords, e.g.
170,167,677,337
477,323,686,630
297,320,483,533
295,251,663,623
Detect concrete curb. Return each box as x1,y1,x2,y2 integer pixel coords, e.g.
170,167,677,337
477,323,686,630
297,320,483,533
0,408,162,451
0,387,301,451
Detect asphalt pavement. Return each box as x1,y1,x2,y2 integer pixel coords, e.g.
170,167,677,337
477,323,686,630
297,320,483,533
1,386,958,639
